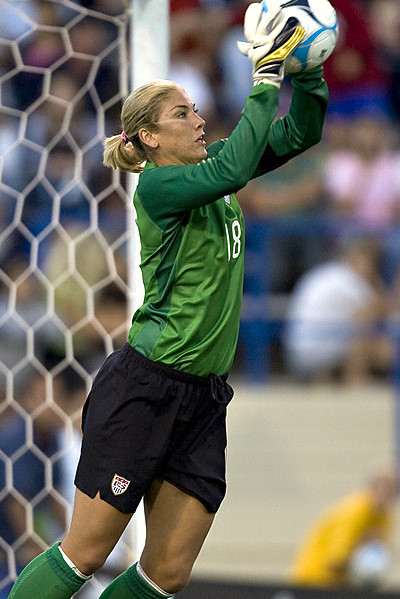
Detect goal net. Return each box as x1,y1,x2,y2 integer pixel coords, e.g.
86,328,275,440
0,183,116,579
0,1,138,596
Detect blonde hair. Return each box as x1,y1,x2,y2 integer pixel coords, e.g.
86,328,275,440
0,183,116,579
103,80,181,173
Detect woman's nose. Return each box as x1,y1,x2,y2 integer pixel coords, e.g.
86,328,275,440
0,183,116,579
193,111,205,126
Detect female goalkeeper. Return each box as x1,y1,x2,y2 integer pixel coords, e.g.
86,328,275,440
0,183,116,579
9,5,329,599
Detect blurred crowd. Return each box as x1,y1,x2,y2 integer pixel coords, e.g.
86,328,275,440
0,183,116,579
0,0,400,387
0,0,399,384
1,0,400,595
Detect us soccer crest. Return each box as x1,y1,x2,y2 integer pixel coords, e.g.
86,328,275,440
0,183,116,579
111,474,131,496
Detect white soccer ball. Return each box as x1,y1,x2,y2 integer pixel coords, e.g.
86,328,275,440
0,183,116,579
261,0,339,73
348,541,391,587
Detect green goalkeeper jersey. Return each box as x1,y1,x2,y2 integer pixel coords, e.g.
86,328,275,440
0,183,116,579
128,69,329,376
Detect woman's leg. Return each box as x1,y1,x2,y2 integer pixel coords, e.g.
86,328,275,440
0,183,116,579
99,479,215,598
140,479,215,593
61,488,132,575
8,489,133,599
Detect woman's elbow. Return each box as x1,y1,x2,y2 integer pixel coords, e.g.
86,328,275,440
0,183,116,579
308,129,324,148
301,124,324,150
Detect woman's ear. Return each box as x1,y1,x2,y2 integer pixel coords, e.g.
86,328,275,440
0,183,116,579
138,128,159,149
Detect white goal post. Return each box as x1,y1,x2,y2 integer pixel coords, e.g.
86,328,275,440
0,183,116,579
128,0,170,564
0,0,169,596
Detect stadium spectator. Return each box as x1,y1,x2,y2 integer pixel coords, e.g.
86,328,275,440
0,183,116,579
25,70,97,150
216,2,253,125
8,2,65,112
39,226,128,374
170,0,233,81
290,468,400,589
21,144,92,251
367,0,400,122
0,257,62,397
283,238,394,385
0,368,86,598
323,115,400,234
237,144,328,293
169,0,234,124
322,0,390,118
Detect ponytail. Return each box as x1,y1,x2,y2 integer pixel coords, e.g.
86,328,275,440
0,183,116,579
103,133,146,174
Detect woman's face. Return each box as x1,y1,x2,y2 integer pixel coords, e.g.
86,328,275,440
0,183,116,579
144,88,207,166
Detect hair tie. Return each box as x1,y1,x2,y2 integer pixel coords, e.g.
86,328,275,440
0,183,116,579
121,131,128,142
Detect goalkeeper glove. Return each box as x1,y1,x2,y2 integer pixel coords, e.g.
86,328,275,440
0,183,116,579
237,3,306,88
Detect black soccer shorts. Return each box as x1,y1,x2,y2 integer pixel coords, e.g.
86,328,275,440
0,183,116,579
74,343,234,514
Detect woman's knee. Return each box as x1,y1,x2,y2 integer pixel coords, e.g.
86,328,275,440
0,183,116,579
140,557,192,594
61,489,132,575
60,540,108,575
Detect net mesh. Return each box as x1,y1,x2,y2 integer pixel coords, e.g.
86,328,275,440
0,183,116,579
0,1,134,595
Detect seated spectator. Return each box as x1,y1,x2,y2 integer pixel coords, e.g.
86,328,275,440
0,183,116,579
237,145,329,293
169,0,234,125
216,2,253,125
0,367,86,598
0,257,61,398
41,226,128,373
170,0,232,80
323,115,400,234
367,0,400,122
0,371,76,547
290,468,399,589
168,59,216,125
322,0,390,117
283,238,394,385
22,144,92,249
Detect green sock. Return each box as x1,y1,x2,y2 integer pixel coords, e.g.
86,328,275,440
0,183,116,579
9,542,88,599
99,562,174,598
